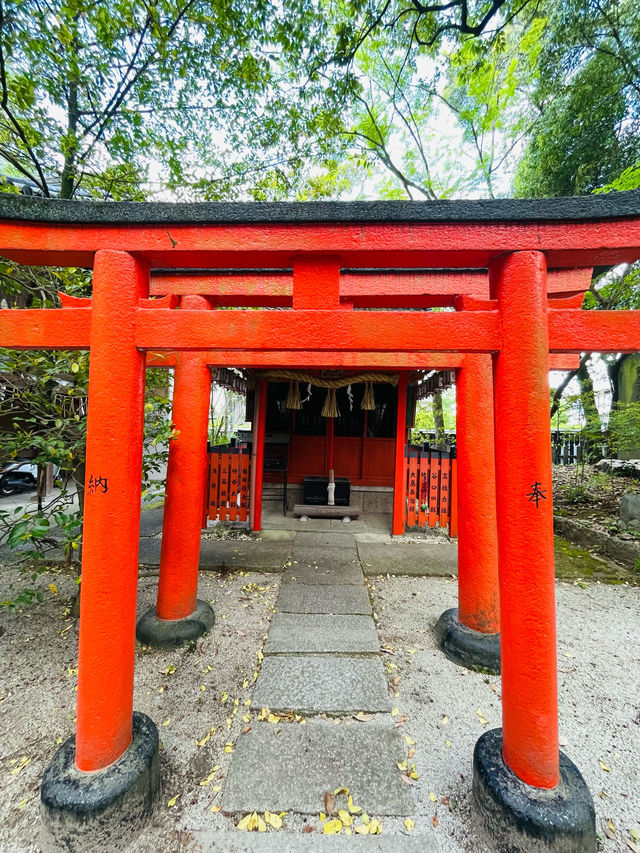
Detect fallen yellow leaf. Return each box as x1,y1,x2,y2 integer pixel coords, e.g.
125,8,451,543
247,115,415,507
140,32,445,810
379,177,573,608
429,792,437,802
404,818,415,831
391,707,399,717
354,824,369,834
210,805,221,813
167,794,180,807
347,794,361,814
323,819,343,835
338,809,352,826
264,811,282,829
599,760,611,772
333,786,350,796
11,757,30,775
368,818,382,835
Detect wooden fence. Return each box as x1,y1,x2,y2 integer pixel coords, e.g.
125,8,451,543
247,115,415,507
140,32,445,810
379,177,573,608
206,446,251,523
551,430,606,465
405,446,458,537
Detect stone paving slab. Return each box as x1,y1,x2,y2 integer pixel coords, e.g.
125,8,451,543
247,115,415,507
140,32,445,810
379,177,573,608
294,531,361,550
139,538,292,572
221,722,414,815
251,655,390,713
357,542,457,577
283,563,364,586
197,833,435,852
264,613,380,655
210,540,292,572
291,546,361,569
277,583,371,615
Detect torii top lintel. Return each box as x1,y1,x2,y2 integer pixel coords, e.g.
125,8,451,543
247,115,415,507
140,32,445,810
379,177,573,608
2,192,640,269
1,193,640,361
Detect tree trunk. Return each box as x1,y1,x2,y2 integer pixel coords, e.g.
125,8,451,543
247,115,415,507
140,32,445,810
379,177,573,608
433,390,446,449
577,360,602,435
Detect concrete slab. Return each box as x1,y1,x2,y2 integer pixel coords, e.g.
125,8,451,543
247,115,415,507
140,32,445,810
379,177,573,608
195,832,434,852
277,584,371,615
139,506,164,537
331,514,392,534
198,833,433,851
262,513,332,531
258,529,295,541
251,655,390,713
139,538,293,573
264,614,380,655
221,722,415,815
283,564,364,586
201,540,292,573
292,546,360,570
358,542,457,577
138,537,162,564
294,531,359,550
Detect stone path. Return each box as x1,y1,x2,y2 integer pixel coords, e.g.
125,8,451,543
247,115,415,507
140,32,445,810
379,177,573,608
221,530,416,819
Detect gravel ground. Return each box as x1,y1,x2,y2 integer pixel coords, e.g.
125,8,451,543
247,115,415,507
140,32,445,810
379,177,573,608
1,562,638,852
369,573,640,853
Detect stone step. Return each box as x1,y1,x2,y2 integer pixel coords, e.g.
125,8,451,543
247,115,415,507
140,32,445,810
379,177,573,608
294,504,361,518
264,614,380,655
251,655,390,714
221,721,414,816
277,583,371,615
284,562,364,587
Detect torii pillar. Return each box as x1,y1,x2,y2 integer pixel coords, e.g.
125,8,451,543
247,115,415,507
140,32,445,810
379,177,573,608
136,295,215,647
41,251,160,850
434,353,500,673
471,251,595,852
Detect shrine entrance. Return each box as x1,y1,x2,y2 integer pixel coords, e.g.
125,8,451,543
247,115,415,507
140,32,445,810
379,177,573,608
2,192,640,852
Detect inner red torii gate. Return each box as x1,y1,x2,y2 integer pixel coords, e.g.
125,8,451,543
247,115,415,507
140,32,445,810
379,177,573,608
2,192,640,852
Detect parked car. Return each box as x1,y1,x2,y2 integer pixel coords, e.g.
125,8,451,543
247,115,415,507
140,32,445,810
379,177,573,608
0,459,38,496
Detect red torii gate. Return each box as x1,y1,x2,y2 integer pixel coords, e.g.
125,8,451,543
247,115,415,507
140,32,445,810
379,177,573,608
1,193,640,852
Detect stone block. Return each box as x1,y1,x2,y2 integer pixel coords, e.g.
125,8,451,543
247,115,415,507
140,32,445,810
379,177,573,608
264,613,380,655
251,655,390,713
277,583,371,615
221,721,414,815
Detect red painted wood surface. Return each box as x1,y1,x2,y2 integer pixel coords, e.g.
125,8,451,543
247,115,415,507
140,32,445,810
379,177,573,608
293,256,340,309
287,435,395,486
149,268,590,305
156,296,212,621
456,354,499,634
206,448,251,523
404,447,457,536
491,251,559,790
251,380,268,532
135,308,501,352
75,250,148,772
0,307,593,372
3,219,640,270
392,373,408,535
449,458,458,538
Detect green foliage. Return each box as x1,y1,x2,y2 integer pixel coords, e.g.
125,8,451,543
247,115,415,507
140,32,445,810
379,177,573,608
514,0,640,196
608,402,640,456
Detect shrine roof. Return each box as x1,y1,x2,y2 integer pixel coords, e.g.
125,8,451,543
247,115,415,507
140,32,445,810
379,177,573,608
2,191,640,225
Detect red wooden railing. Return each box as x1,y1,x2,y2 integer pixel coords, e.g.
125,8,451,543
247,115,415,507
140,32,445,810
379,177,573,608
405,446,458,537
205,446,251,524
